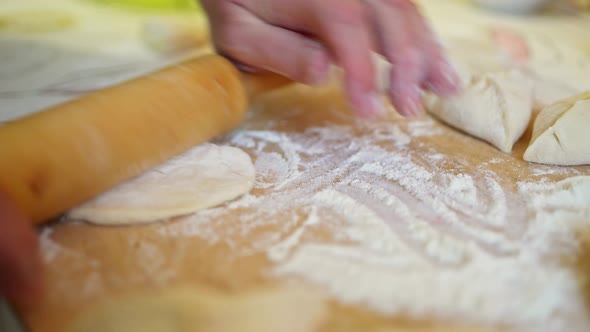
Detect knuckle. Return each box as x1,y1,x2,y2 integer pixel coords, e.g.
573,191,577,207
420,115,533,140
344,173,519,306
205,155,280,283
328,1,365,26
214,27,249,58
392,47,423,67
381,0,416,10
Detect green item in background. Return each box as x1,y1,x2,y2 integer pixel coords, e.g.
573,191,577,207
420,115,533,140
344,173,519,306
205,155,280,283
0,10,76,34
92,0,201,11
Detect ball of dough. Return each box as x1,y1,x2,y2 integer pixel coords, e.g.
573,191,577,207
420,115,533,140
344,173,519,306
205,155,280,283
66,143,255,225
423,69,534,153
524,91,590,166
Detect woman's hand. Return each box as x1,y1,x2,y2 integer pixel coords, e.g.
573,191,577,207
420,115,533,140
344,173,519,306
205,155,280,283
0,191,42,309
201,0,461,118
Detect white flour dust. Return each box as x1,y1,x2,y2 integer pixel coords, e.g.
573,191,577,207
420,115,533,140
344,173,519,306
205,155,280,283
39,226,107,301
21,2,590,328
156,114,590,332
39,228,64,264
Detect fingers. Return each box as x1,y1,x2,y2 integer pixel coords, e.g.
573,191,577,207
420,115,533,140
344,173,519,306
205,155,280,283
416,10,461,96
369,0,425,117
210,4,332,85
227,0,383,118
312,0,381,118
203,0,459,119
369,0,460,117
0,191,43,309
425,54,462,96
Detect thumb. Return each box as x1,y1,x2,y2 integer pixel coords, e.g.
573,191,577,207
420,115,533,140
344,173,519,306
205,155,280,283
209,7,331,85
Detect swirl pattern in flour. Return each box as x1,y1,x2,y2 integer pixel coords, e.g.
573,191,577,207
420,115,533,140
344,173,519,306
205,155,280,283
158,116,590,332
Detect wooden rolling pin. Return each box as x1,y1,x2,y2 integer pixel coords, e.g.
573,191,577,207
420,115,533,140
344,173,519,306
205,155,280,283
0,54,291,224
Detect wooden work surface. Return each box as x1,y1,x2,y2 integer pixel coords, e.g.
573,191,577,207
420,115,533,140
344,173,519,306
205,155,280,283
5,1,590,332
23,84,590,332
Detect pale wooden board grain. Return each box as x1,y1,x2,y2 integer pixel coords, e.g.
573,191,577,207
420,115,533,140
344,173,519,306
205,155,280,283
21,83,590,332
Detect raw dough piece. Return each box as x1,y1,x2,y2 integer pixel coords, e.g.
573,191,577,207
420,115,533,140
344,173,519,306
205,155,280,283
67,143,255,225
423,69,534,153
524,91,590,166
66,285,327,332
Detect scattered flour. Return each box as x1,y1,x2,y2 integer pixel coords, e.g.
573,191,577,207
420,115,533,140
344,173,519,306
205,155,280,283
27,4,590,330
41,95,588,330
154,114,590,332
39,227,78,264
135,241,177,285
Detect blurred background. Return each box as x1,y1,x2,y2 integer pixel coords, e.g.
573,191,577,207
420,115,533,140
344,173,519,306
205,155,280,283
1,0,587,123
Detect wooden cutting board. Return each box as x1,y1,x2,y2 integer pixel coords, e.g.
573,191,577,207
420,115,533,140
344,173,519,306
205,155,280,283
20,79,590,331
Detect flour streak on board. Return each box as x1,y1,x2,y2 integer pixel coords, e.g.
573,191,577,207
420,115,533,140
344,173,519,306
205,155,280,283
38,81,590,332
153,113,590,332
31,1,590,331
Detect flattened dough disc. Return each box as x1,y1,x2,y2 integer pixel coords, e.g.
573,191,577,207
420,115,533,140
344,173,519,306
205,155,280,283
67,143,255,225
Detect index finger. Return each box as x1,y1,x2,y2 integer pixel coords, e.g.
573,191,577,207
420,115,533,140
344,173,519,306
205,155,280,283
314,0,382,118
369,0,430,117
242,0,383,118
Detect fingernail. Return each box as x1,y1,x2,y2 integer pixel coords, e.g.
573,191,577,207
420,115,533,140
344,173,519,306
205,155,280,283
428,62,461,96
370,93,387,118
440,61,462,93
305,64,326,86
406,97,424,118
348,82,382,119
304,42,330,86
396,86,424,119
